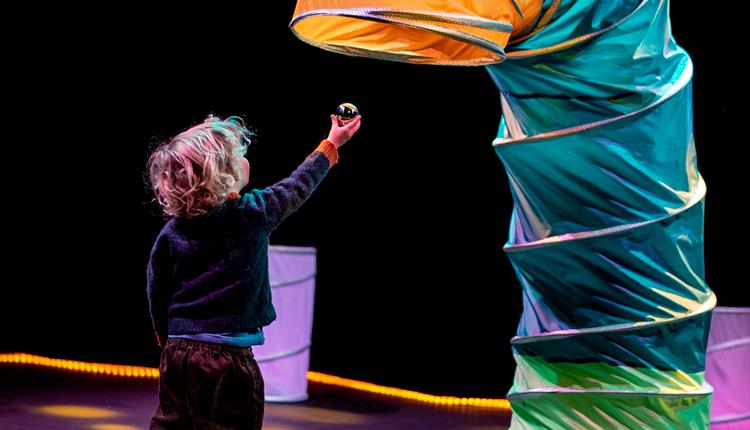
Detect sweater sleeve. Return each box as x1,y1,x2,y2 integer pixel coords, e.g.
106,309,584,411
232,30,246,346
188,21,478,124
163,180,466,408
146,233,172,348
243,141,338,231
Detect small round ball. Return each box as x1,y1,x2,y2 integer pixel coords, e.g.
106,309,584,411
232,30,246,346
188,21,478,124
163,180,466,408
336,103,359,121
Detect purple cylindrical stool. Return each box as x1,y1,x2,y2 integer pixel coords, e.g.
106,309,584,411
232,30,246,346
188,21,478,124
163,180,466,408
706,307,750,429
254,245,317,402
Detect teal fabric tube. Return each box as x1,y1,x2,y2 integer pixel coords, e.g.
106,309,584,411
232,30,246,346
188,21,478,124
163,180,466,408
290,0,713,427
489,0,713,427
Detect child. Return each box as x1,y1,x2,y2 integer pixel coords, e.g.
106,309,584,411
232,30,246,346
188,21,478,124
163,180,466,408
146,112,361,429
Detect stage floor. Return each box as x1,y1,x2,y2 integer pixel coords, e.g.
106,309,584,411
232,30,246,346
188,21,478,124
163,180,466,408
0,365,510,429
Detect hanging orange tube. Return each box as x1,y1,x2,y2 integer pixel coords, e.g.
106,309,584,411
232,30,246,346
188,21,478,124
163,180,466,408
290,0,542,65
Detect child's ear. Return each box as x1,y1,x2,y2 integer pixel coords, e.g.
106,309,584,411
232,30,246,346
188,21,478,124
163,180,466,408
242,158,251,180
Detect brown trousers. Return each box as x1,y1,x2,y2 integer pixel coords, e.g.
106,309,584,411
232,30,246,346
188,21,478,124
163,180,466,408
150,338,264,430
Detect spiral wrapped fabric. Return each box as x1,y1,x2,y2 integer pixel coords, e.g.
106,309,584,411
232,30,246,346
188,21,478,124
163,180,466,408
291,0,714,427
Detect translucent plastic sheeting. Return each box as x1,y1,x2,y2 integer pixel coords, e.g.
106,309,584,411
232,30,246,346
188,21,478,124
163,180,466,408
291,1,714,428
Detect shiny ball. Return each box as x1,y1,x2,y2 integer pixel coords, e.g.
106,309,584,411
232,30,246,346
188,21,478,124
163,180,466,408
336,103,359,122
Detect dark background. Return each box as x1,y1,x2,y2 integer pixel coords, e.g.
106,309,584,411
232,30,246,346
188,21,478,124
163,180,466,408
3,3,742,397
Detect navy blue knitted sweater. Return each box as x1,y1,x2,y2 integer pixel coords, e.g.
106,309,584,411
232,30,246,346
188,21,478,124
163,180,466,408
147,150,332,346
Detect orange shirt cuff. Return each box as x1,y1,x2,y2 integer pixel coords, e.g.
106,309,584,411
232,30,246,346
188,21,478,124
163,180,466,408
315,139,339,166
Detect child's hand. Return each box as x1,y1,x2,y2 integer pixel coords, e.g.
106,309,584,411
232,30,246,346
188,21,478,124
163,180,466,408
327,114,362,148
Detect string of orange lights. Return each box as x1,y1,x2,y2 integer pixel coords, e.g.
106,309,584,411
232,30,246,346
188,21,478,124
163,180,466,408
1,352,510,411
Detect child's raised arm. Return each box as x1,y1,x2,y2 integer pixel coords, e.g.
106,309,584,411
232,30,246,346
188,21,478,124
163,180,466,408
240,115,361,230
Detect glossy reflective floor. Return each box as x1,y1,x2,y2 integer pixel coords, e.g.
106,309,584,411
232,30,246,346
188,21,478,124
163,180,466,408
0,365,510,429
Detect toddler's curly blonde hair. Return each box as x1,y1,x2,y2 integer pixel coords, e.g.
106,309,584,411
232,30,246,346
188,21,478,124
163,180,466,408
147,115,253,218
